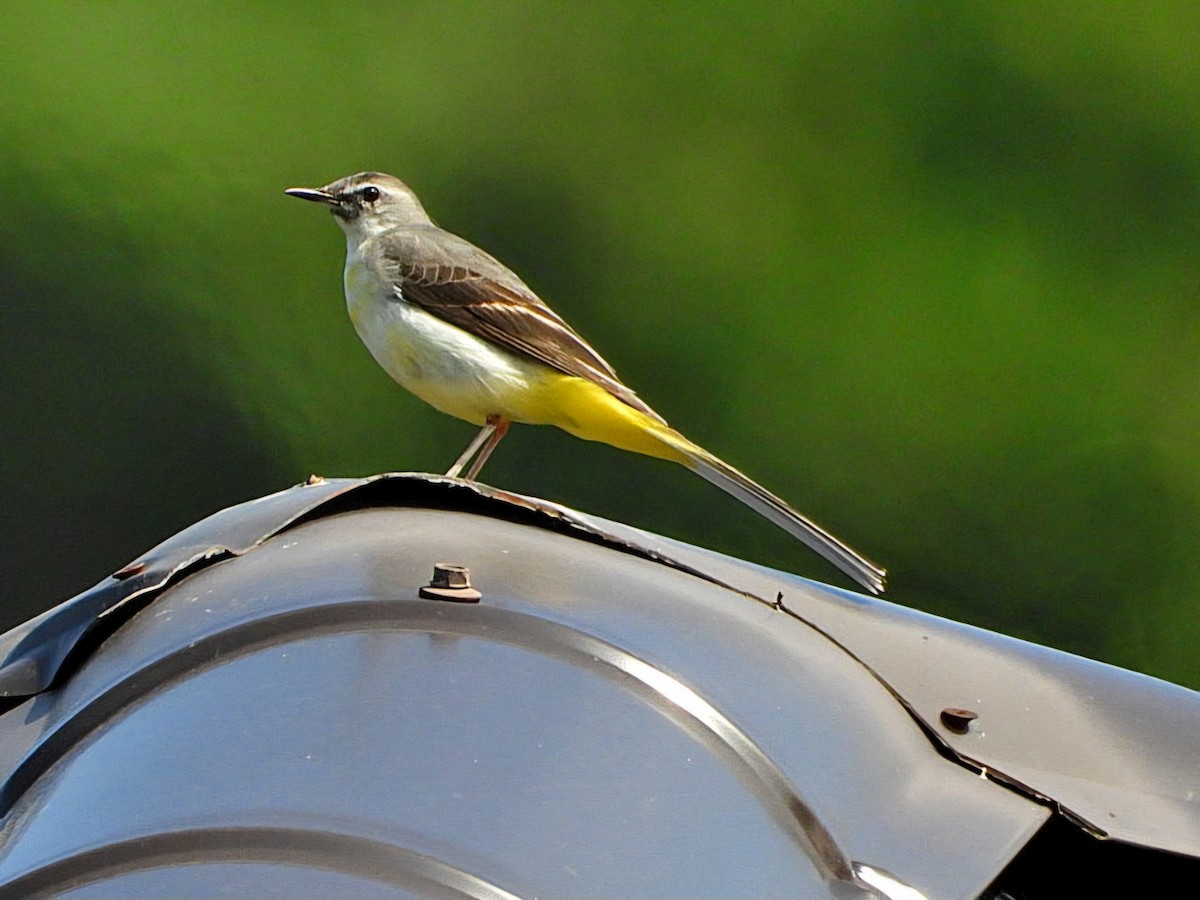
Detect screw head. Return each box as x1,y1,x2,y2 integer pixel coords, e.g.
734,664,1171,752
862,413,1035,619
419,563,482,603
940,707,978,734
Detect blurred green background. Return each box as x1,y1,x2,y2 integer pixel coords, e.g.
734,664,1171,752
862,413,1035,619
2,2,1198,687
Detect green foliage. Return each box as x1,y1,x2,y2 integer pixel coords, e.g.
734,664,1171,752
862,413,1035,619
2,2,1198,686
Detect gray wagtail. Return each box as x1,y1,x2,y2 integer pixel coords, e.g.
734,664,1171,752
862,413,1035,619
287,172,885,592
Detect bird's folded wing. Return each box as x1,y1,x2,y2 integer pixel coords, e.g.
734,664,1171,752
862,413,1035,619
386,231,664,422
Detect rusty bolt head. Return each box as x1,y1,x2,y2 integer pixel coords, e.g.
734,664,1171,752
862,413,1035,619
419,563,481,603
940,707,978,734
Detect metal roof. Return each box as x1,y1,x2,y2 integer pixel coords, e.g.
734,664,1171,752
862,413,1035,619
0,473,1195,899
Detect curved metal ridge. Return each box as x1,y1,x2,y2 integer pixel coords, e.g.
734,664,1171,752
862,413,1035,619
606,652,851,882
0,601,854,885
0,473,774,701
0,826,524,900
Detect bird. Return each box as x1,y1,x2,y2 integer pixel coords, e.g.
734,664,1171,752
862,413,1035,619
286,172,885,593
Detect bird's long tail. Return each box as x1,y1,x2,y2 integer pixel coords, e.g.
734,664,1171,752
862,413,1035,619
542,375,886,593
668,434,886,593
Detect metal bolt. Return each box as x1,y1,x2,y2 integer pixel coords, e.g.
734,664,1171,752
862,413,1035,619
419,563,482,603
940,707,978,734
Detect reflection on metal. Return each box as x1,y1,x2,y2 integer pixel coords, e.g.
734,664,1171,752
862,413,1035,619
853,863,930,900
0,827,525,900
0,599,853,884
603,641,851,882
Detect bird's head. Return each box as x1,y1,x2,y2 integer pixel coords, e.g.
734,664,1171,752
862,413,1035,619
286,172,431,237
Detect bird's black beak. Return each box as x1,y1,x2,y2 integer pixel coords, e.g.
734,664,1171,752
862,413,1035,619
285,187,340,206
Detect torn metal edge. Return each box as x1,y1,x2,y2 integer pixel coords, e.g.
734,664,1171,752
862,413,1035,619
0,472,1107,849
0,473,777,700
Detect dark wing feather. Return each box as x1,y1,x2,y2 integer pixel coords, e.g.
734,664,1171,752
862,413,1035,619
385,229,664,422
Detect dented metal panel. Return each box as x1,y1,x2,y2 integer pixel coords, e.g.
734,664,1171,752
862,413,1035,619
0,473,1195,899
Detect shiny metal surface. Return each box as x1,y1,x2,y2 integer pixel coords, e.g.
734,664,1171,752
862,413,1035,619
0,487,1050,899
0,472,1196,897
603,526,1200,859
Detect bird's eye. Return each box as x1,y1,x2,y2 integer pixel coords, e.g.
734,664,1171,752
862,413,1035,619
361,186,381,203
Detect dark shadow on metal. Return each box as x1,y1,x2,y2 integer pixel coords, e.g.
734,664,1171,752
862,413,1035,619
980,813,1200,900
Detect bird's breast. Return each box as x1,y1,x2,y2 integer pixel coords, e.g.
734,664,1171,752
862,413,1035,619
341,246,550,426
